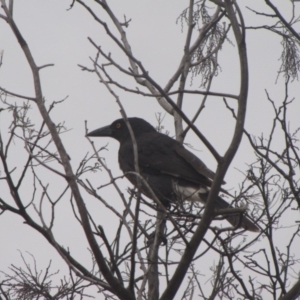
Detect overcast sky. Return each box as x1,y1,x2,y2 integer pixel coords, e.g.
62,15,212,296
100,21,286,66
0,0,299,298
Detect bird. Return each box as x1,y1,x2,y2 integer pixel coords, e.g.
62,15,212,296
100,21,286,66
87,117,259,232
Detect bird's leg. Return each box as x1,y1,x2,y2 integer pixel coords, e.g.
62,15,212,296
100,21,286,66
147,210,167,246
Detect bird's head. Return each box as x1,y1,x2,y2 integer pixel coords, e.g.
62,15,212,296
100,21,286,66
87,117,156,143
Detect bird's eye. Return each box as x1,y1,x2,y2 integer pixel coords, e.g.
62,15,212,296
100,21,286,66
116,123,121,129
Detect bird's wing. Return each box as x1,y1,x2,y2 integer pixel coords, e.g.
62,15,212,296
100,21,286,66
175,146,217,181
175,147,226,184
135,133,215,187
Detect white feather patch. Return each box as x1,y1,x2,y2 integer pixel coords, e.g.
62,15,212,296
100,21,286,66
173,184,208,203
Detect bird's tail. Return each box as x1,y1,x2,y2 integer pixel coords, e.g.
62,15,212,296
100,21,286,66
174,183,259,232
198,192,260,232
202,193,259,232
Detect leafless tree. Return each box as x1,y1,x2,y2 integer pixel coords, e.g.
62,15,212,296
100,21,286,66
0,1,300,299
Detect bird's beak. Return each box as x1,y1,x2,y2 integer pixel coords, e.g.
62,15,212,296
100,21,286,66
87,125,112,137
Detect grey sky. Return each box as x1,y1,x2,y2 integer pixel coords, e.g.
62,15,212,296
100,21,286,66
0,1,299,298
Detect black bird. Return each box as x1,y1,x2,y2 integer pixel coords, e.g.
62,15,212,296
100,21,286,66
87,117,259,232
